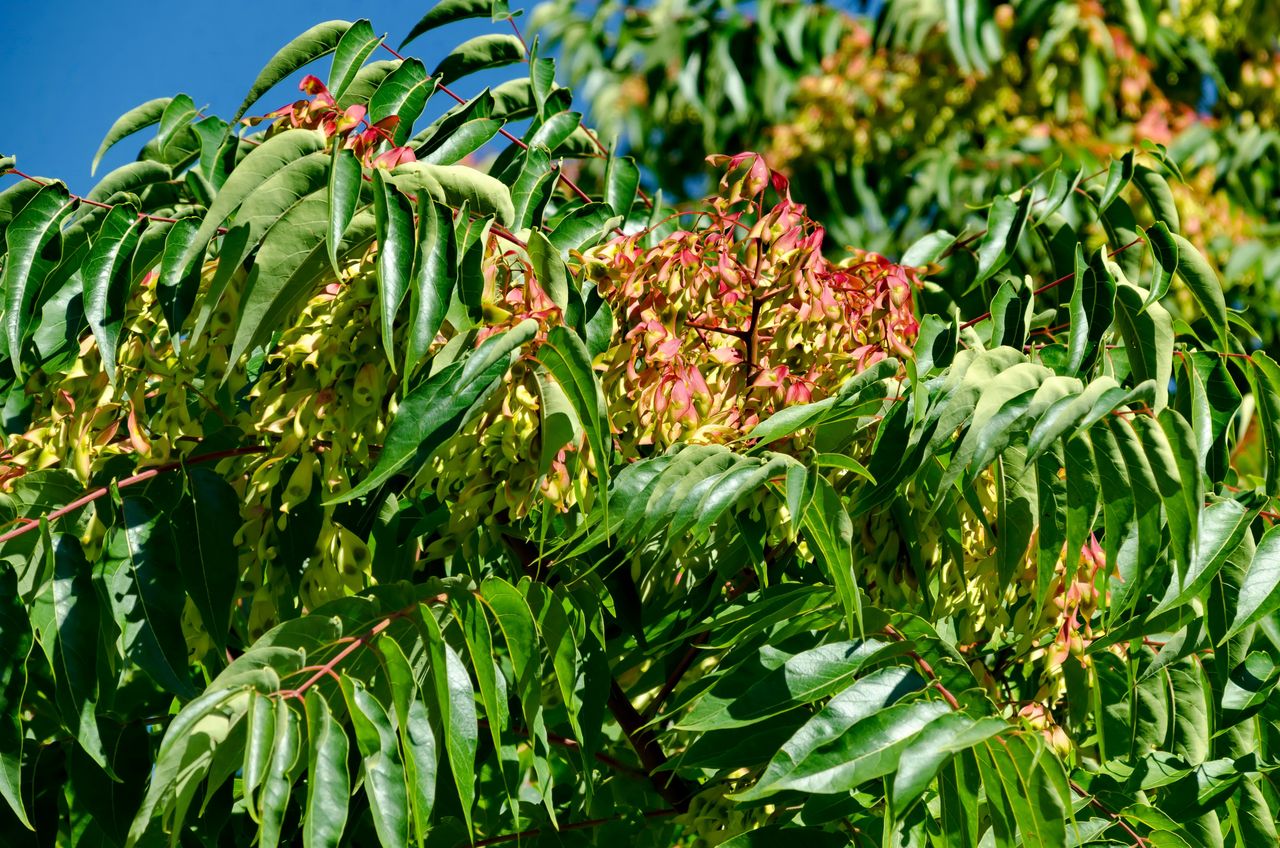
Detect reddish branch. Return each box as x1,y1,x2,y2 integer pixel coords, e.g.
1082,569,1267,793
0,445,269,544
5,169,229,234
959,236,1145,331
883,625,961,711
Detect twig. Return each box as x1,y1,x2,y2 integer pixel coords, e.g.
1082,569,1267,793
0,445,269,544
1069,779,1148,846
607,679,694,810
5,169,229,234
958,236,1144,331
884,626,962,711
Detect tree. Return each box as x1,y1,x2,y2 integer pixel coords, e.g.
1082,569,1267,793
0,1,1277,845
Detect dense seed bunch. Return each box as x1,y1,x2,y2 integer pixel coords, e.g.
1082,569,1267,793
768,16,1189,176
583,152,921,453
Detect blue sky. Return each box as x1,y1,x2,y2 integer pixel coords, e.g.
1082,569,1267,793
1,2,511,195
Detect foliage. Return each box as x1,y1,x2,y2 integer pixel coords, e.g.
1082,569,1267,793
0,1,1278,846
539,0,1280,351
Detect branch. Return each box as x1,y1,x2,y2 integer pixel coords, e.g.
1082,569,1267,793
0,445,270,544
5,169,229,234
1069,779,1148,847
883,625,961,711
607,679,695,810
958,236,1144,331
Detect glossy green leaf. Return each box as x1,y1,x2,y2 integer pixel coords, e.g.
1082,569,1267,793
232,21,353,125
3,182,71,371
374,170,415,365
82,203,142,382
341,676,410,847
1225,523,1280,641
334,319,538,502
401,0,511,49
92,97,172,175
326,146,361,277
101,498,193,697
432,34,525,85
328,19,381,100
303,690,349,848
369,58,435,145
406,197,456,371
679,639,908,732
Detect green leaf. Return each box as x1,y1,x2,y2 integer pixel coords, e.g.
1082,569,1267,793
82,203,142,382
369,58,435,146
86,159,171,205
341,677,410,847
242,692,276,818
419,118,501,166
979,735,1068,848
736,699,951,798
511,145,554,231
126,679,271,845
334,319,538,502
1066,245,1113,374
732,666,925,801
0,568,33,829
232,21,354,125
326,147,361,277
678,639,909,732
92,97,172,175
227,197,375,370
406,197,456,372
1134,165,1180,233
901,231,956,267
156,217,202,343
1154,497,1254,616
536,325,611,490
1097,150,1135,213
1143,410,1201,581
328,19,382,101
374,170,415,365
718,827,849,848
402,696,439,840
184,128,327,271
172,468,239,658
431,34,525,85
303,690,349,848
1225,523,1280,642
101,498,193,697
605,154,640,218
891,714,1007,807
3,182,71,371
258,700,301,848
387,161,515,226
801,474,861,635
1170,231,1229,347
156,93,199,152
970,192,1031,290
402,0,510,48
426,614,477,834
1113,280,1173,412
1141,228,1176,315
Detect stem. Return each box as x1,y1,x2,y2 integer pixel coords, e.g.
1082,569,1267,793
883,626,962,711
5,169,228,233
607,679,694,810
644,632,709,721
1069,779,1148,846
958,236,1144,331
0,445,269,544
